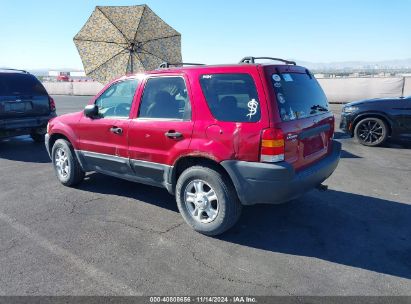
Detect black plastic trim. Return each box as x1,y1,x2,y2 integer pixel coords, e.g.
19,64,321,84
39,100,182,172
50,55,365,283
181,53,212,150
221,140,341,205
240,56,296,65
75,150,173,191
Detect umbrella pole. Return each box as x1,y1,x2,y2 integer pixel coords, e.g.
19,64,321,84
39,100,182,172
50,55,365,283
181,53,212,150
129,51,134,74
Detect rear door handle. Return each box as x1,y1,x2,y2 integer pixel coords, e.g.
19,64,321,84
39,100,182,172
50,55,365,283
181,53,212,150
110,126,123,135
165,130,183,139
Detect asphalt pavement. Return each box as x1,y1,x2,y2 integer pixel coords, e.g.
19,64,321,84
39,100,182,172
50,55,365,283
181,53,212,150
0,96,410,295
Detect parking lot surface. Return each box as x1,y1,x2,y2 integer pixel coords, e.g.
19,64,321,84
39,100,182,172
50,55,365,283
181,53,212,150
0,96,410,295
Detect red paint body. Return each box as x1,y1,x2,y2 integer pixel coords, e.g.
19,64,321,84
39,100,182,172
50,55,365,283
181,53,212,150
47,64,334,171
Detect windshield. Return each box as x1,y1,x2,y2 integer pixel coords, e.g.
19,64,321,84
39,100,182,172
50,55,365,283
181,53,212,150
0,73,48,96
271,72,329,121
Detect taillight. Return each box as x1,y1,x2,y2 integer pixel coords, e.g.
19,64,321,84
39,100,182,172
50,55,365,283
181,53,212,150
49,97,56,111
260,128,285,163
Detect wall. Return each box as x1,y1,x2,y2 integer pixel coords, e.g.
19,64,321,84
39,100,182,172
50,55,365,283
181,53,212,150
318,77,406,103
43,82,104,96
403,77,411,97
43,77,411,103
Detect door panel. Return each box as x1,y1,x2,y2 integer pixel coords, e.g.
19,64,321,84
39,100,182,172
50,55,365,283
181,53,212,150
394,99,411,137
128,120,194,165
76,79,139,174
128,76,194,184
77,118,132,175
263,66,334,170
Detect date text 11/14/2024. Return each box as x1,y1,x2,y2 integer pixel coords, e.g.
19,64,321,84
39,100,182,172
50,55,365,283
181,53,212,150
149,296,257,303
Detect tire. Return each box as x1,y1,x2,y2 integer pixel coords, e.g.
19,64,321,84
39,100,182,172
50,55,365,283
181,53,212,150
51,139,85,186
176,166,242,236
354,117,388,147
30,132,45,143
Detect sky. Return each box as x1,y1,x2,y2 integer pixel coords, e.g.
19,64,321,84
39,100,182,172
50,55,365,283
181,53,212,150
0,0,410,70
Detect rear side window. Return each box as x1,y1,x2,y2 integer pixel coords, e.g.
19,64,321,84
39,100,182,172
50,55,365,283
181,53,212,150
0,73,47,96
199,74,261,122
271,72,329,121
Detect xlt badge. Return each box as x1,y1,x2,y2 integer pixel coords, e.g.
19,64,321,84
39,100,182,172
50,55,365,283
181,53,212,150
286,133,298,141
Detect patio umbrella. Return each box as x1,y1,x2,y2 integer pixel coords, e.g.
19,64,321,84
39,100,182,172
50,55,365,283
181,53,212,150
73,5,182,83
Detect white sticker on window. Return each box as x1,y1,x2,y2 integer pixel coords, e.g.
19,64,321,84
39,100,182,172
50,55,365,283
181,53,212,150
289,106,296,120
277,93,286,104
247,98,259,119
202,75,212,79
283,74,293,82
274,82,281,88
272,74,281,82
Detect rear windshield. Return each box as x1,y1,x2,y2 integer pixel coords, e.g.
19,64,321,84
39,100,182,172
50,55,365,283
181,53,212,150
199,73,261,122
271,72,329,121
0,73,47,96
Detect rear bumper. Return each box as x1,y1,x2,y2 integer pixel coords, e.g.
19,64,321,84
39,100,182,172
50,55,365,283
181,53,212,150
221,140,342,205
0,113,56,138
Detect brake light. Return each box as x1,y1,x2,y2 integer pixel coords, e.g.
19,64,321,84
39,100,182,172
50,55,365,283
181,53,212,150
260,128,285,163
49,97,56,111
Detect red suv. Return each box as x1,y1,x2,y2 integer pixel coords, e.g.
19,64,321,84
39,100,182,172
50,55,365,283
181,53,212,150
45,57,341,235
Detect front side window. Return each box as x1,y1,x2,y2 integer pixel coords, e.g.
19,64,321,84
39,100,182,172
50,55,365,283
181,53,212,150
199,73,261,122
138,77,191,120
95,79,139,118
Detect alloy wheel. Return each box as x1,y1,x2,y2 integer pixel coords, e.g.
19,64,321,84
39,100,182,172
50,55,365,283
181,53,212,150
54,147,70,179
357,119,384,144
184,179,219,224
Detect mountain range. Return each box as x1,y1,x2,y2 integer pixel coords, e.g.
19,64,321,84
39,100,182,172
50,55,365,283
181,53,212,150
3,58,411,75
296,58,411,71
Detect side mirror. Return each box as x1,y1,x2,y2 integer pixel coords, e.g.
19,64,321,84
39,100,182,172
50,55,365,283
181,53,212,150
84,104,99,118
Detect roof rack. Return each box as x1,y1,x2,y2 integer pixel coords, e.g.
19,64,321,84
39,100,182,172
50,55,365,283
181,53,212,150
239,57,296,65
158,62,205,69
0,68,29,74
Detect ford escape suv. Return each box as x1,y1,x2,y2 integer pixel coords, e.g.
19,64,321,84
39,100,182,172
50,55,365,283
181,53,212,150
0,69,56,142
45,57,341,235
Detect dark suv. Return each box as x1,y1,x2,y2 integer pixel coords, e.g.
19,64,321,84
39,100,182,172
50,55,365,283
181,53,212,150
340,96,411,146
0,69,56,142
46,57,341,235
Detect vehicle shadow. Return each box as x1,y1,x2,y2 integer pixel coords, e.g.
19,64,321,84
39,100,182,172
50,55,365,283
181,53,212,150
384,139,411,150
333,131,351,139
220,190,411,280
79,172,179,212
340,149,361,158
77,172,411,280
0,136,51,163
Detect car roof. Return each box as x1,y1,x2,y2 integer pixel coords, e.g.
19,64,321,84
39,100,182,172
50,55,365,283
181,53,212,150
0,68,30,74
120,63,308,80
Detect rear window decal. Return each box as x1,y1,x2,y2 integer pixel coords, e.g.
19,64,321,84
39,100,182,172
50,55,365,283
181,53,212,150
283,74,293,82
272,74,281,82
289,107,296,120
274,82,281,88
247,98,259,119
202,75,212,79
277,93,286,104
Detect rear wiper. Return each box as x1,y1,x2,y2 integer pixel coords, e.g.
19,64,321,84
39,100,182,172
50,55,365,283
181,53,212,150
310,104,328,112
310,104,328,114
